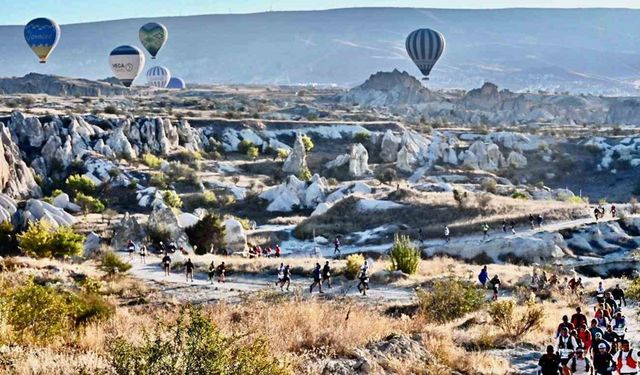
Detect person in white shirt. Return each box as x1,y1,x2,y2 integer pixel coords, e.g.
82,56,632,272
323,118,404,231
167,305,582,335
613,340,639,375
597,282,606,296
568,347,592,375
557,327,579,365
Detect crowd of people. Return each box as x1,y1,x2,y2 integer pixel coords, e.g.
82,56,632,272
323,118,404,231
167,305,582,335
538,283,633,375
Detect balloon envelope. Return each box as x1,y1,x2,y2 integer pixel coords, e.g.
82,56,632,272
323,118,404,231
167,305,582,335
139,22,168,59
405,28,445,78
109,45,145,87
167,77,186,89
24,18,61,63
146,66,171,88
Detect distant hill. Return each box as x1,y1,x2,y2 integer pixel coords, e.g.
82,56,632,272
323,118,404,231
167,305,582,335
0,73,130,96
1,8,640,94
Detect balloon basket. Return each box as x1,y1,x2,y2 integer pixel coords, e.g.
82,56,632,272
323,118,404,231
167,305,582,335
39,61,45,64
421,77,430,81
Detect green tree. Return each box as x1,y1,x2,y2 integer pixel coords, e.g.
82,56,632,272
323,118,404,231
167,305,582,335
417,277,485,323
66,174,96,197
185,214,226,255
18,221,84,258
75,192,105,215
301,135,314,152
246,146,260,160
389,234,420,274
163,190,183,208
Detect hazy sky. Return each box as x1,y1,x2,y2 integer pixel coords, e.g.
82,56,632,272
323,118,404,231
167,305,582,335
3,0,640,25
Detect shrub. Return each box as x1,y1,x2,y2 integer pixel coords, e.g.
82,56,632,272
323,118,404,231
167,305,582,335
238,140,255,154
73,292,115,325
453,189,469,207
99,251,132,275
166,162,200,186
417,277,485,323
389,234,420,275
246,145,260,160
75,192,105,215
18,220,84,258
149,172,168,189
566,196,586,204
276,148,290,160
174,150,203,165
185,191,218,210
511,191,528,200
476,193,493,209
297,166,312,182
301,135,314,152
480,177,497,193
0,220,17,256
345,253,365,280
488,300,545,339
185,214,226,255
109,307,289,375
51,189,63,197
376,168,397,184
66,174,96,196
626,277,640,300
163,190,183,208
353,132,371,144
104,105,119,115
141,153,163,169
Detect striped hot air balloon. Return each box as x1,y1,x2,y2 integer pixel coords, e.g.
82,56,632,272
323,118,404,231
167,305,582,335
405,28,445,79
167,77,186,89
24,18,61,63
146,66,171,88
109,45,145,87
139,22,168,59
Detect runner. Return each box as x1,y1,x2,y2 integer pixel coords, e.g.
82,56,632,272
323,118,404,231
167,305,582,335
161,252,171,277
309,263,323,294
538,345,562,375
529,213,535,229
557,316,575,338
604,292,618,313
274,244,281,258
571,307,588,329
444,225,450,243
275,262,284,286
510,220,517,235
567,347,593,375
216,262,226,283
127,239,135,260
612,284,627,308
334,237,341,256
139,244,147,263
207,261,216,283
593,343,615,375
482,223,490,241
279,264,291,291
596,282,606,300
612,340,639,375
537,214,544,227
603,325,621,353
185,258,194,282
356,261,369,296
595,207,601,221
577,325,592,355
478,265,489,288
557,327,578,366
589,319,604,345
489,274,501,301
321,261,332,289
614,312,627,340
502,219,507,233
611,205,617,218
592,333,611,358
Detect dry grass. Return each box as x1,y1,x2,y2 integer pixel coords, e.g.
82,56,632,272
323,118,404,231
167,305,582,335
295,189,590,239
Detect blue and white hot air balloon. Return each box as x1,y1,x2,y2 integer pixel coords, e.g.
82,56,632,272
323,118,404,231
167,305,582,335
167,77,186,89
109,45,145,87
24,18,61,63
146,66,171,88
405,28,445,79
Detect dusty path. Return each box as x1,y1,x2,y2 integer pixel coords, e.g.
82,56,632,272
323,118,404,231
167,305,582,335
122,252,417,305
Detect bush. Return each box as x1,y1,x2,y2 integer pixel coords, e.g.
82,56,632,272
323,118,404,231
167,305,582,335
104,105,119,115
353,132,371,144
453,189,469,207
0,220,17,256
75,192,105,215
185,214,226,255
109,307,289,375
185,191,218,210
627,277,640,300
389,234,420,275
66,174,96,197
141,153,163,169
18,220,84,258
345,253,365,280
476,193,493,209
566,196,586,204
480,178,497,193
246,145,260,160
149,172,168,189
276,148,290,160
99,251,132,275
511,191,528,200
166,162,200,186
417,277,485,323
238,140,255,155
163,190,183,208
301,135,314,152
73,292,115,325
297,166,312,182
488,300,545,339
376,168,397,184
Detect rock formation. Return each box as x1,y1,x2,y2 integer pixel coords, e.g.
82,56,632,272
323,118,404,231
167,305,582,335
224,219,247,253
282,134,307,175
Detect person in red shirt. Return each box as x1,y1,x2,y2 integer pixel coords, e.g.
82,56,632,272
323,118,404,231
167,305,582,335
578,324,592,354
274,244,281,258
571,307,588,329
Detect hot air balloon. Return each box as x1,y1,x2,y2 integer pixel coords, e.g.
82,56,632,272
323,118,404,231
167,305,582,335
405,28,445,80
139,22,168,59
167,77,186,89
146,66,171,88
109,45,145,87
24,18,61,63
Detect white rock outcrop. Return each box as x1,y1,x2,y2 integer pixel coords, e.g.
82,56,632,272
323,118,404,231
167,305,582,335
224,219,247,253
282,134,307,174
380,130,401,163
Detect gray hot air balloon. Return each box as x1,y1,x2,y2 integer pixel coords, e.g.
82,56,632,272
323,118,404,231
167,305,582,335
405,28,445,80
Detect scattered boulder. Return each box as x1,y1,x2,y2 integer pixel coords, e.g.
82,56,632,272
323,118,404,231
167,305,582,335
147,204,192,252
24,199,76,227
224,219,247,253
84,232,101,257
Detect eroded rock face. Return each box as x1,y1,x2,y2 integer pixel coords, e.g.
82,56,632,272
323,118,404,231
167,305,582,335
0,194,17,223
349,143,371,178
107,126,136,159
147,204,192,252
0,123,41,199
24,199,76,227
506,151,528,168
282,134,307,175
224,219,247,253
111,213,146,251
462,141,504,171
380,130,401,163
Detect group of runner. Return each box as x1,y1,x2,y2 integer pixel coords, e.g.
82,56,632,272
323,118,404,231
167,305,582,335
595,205,617,221
444,213,545,244
538,283,634,375
159,252,227,283
248,244,281,258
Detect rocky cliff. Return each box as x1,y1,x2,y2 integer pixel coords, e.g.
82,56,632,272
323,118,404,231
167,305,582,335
0,73,131,97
